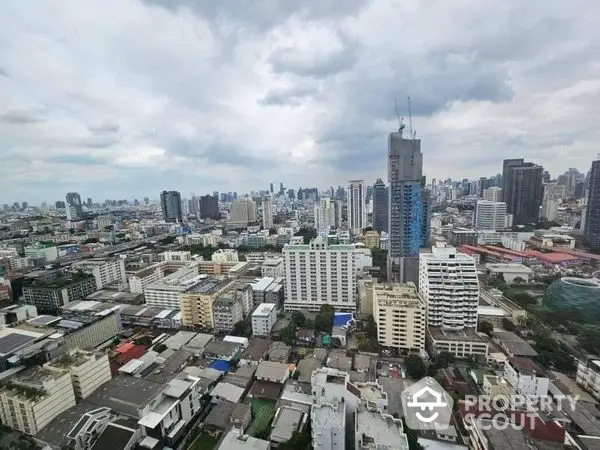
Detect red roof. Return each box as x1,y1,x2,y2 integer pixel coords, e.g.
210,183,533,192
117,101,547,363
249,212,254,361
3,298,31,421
525,250,579,263
483,246,528,257
115,342,135,354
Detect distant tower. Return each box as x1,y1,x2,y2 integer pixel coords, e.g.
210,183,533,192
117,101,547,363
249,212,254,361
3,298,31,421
160,191,183,223
262,195,274,229
347,180,366,234
373,179,388,233
584,156,600,251
65,192,83,221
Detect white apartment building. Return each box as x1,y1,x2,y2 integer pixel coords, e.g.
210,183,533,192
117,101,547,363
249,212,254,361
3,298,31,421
283,237,361,312
144,267,202,309
577,359,600,400
261,257,284,277
158,251,192,262
504,357,549,400
373,283,426,352
211,249,239,263
47,350,112,400
348,180,366,234
262,195,274,229
474,200,507,231
483,186,502,202
127,263,165,294
213,295,244,332
251,303,278,337
230,197,257,226
314,196,342,232
24,244,59,263
73,258,127,290
419,245,479,330
0,366,76,434
138,374,206,447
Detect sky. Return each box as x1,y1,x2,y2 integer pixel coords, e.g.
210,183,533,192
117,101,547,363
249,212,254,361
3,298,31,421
1,0,600,204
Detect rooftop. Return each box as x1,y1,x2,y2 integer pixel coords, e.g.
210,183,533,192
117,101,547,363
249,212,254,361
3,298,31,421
241,338,273,361
255,360,289,382
356,406,409,450
270,406,305,443
508,357,545,376
218,428,269,450
428,326,487,343
204,340,241,357
486,263,533,274
327,350,352,371
493,331,538,357
297,358,322,382
204,400,235,430
84,375,164,417
252,303,277,317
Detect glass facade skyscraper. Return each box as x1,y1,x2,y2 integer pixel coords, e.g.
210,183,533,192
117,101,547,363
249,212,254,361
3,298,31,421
584,158,600,251
373,178,388,233
387,132,429,284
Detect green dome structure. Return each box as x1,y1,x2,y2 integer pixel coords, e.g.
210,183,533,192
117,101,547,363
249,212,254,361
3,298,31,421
544,277,600,320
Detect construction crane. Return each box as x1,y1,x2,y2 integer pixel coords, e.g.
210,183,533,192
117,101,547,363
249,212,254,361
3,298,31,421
394,99,405,135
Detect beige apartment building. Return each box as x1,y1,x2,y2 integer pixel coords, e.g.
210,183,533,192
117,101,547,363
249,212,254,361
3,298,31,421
0,366,76,434
180,277,235,329
46,350,112,400
373,282,426,352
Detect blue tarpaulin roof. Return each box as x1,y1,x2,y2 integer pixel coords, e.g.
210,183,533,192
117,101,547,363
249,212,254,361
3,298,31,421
333,313,353,327
209,359,231,373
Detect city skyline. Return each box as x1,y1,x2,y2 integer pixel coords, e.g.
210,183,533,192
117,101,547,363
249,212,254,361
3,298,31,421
2,0,599,203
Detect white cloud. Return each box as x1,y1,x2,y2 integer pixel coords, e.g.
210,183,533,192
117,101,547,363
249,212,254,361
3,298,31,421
1,0,599,203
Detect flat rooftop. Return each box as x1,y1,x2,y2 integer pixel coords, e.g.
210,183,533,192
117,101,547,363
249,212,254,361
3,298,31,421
253,303,277,317
84,376,164,417
356,407,409,449
493,331,538,357
428,327,487,343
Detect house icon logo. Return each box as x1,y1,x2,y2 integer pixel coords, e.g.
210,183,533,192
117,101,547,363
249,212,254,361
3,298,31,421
402,377,453,430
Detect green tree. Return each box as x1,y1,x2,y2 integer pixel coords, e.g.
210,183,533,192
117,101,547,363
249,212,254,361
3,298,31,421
478,321,494,336
405,354,426,379
502,318,516,332
153,343,167,353
232,319,252,337
291,311,306,327
278,431,311,450
315,314,332,333
279,324,297,346
403,419,424,450
436,351,455,369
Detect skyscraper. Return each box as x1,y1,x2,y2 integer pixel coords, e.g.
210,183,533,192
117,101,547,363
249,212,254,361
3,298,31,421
584,158,600,251
373,178,388,233
65,192,83,221
388,131,428,284
314,196,341,232
347,180,366,234
502,159,544,225
483,186,502,202
269,183,274,194
160,190,183,223
230,197,257,226
199,194,219,219
262,195,273,229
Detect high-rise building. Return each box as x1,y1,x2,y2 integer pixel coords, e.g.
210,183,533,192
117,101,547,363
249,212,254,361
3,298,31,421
373,178,388,233
55,200,66,209
199,194,219,219
419,245,479,330
279,182,285,196
269,182,274,194
502,159,544,225
347,180,366,234
314,196,341,232
584,158,600,251
65,192,83,221
144,197,150,205
160,190,183,223
230,197,257,226
478,177,493,197
262,195,273,229
373,282,426,352
283,237,366,312
474,200,507,231
388,131,429,284
483,186,502,202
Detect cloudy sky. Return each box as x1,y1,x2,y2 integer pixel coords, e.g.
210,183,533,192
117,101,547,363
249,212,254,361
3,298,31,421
1,0,599,204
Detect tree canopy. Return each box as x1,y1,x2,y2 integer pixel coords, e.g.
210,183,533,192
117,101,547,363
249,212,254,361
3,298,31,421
405,354,427,379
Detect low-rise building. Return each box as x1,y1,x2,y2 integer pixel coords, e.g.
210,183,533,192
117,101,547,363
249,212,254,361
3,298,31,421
0,366,76,434
211,249,239,263
577,359,600,400
505,357,549,400
255,361,290,384
218,428,269,450
179,276,235,328
137,374,204,448
252,303,278,337
250,277,285,308
261,257,284,277
485,263,533,284
427,326,489,359
213,294,244,332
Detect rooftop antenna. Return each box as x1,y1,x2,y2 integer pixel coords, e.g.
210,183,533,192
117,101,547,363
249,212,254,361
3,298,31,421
394,100,405,135
407,96,414,139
